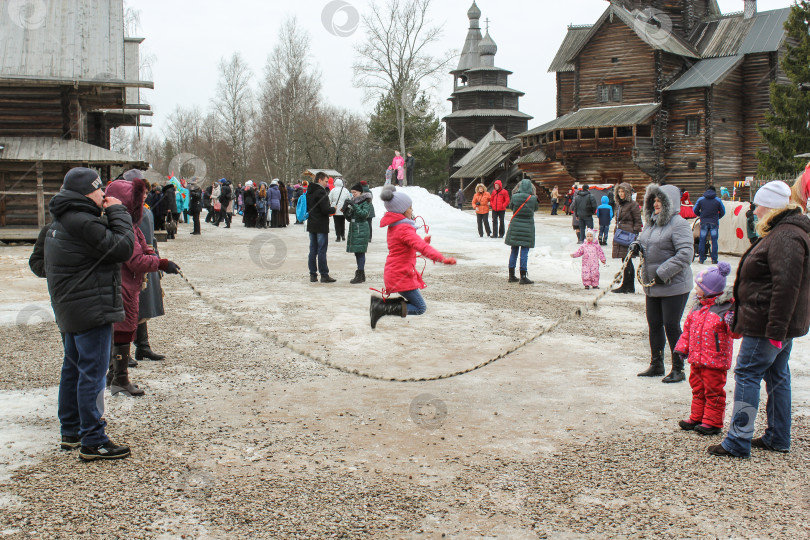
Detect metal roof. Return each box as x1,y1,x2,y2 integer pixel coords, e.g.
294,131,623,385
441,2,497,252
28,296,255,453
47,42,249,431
443,109,533,120
0,0,127,82
464,66,513,74
519,103,660,137
447,137,476,150
666,55,744,91
451,85,525,95
514,149,548,165
303,169,342,178
565,5,700,64
453,128,506,168
451,140,521,179
692,8,791,58
0,137,147,166
548,26,592,73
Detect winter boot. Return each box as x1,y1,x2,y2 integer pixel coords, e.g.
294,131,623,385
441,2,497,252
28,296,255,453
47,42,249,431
134,322,165,361
310,273,318,283
519,270,533,285
508,268,519,283
370,296,407,330
109,344,145,397
320,274,336,283
662,352,686,383
638,351,665,377
350,270,366,284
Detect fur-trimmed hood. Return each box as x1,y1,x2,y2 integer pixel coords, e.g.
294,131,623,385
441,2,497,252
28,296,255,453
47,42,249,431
615,182,634,203
644,184,681,226
105,178,147,227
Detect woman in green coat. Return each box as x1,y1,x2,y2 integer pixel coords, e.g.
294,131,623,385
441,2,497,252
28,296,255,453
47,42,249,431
343,183,373,284
504,178,538,284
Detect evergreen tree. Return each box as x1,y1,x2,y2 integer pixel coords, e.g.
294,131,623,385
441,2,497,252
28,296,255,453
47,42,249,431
757,0,810,177
368,92,450,191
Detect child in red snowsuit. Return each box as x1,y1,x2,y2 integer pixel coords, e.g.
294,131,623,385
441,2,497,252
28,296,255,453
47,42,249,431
570,229,606,289
675,262,737,435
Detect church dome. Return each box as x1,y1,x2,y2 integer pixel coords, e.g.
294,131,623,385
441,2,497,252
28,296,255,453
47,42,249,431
479,31,497,56
467,1,481,21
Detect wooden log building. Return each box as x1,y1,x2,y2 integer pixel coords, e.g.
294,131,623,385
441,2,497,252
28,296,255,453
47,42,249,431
0,0,151,237
518,0,793,206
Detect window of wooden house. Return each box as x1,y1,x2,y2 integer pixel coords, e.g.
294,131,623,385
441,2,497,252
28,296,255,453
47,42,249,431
598,85,610,103
564,130,578,139
610,85,623,102
616,126,633,137
636,125,652,137
580,129,596,139
487,97,496,108
686,117,699,136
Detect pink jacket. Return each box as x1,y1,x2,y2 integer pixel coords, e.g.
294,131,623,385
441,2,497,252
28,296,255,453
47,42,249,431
675,293,736,370
392,155,405,171
381,212,444,293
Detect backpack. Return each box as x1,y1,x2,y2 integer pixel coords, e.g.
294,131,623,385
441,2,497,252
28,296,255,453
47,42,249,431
296,193,309,222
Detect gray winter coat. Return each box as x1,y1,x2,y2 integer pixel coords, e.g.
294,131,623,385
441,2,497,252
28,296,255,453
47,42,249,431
138,209,164,320
637,184,694,298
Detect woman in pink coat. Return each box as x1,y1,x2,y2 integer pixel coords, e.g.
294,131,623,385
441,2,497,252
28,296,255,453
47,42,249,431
392,151,405,183
370,186,456,329
571,229,606,289
104,174,180,396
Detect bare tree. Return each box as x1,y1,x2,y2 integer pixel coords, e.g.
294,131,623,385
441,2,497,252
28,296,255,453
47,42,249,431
257,17,321,184
163,105,203,156
353,0,454,156
212,53,254,183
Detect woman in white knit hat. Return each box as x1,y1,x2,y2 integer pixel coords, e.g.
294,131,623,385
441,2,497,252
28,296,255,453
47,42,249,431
709,181,810,458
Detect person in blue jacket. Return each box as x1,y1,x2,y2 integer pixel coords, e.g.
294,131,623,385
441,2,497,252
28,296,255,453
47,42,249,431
596,195,614,246
693,186,726,264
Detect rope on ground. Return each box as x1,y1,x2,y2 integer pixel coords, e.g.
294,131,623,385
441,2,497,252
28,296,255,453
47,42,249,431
177,254,632,383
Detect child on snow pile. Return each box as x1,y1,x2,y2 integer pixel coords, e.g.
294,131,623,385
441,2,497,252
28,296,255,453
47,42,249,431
596,195,614,246
370,185,457,329
675,262,736,436
570,229,606,289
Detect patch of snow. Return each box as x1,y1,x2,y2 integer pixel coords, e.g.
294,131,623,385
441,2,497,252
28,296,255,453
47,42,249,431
0,388,56,482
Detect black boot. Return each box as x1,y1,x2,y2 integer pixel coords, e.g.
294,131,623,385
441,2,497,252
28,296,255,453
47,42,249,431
638,351,665,377
134,322,165,361
350,270,366,284
508,268,519,283
109,344,145,397
370,296,407,330
519,270,533,285
320,274,336,283
310,273,318,283
662,352,686,383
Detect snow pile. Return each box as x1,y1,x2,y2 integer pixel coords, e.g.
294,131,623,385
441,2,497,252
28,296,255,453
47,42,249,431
0,388,56,481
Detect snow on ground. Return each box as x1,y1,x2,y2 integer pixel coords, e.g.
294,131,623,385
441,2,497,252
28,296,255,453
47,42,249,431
0,388,55,482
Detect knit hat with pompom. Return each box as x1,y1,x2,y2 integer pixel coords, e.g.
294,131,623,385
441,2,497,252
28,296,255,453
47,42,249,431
380,185,412,214
695,261,731,296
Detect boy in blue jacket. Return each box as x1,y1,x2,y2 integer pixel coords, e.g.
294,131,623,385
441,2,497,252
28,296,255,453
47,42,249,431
595,195,614,246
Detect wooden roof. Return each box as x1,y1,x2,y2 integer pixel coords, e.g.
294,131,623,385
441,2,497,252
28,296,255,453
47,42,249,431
520,103,660,137
453,128,506,168
443,109,533,120
447,137,475,150
548,26,592,73
666,55,744,91
0,137,147,166
451,140,521,179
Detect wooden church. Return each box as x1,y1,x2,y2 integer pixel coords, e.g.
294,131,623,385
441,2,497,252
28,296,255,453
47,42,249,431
444,2,532,194
517,0,794,202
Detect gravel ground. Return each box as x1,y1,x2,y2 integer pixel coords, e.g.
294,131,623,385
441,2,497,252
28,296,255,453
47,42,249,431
1,218,808,538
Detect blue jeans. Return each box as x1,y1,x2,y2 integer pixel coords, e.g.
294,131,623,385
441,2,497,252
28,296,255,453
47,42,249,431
308,233,329,275
355,252,366,271
698,222,719,263
509,246,529,271
599,225,610,244
722,337,793,456
399,289,427,316
58,324,112,446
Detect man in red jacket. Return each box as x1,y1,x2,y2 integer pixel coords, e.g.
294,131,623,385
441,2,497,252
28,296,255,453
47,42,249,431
490,180,510,238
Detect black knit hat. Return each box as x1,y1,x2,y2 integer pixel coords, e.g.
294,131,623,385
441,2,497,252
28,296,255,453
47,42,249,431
350,183,363,192
63,167,103,195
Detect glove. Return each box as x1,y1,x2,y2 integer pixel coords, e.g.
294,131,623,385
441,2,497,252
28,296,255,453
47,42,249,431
654,274,667,286
159,259,181,274
629,241,641,258
769,339,783,349
424,235,431,244
442,257,457,265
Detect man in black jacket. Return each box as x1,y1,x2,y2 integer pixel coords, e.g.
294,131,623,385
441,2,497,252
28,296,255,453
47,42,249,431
572,184,598,244
44,167,135,461
306,172,337,282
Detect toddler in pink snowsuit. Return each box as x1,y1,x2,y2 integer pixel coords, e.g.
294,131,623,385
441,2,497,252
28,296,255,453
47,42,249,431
571,230,606,289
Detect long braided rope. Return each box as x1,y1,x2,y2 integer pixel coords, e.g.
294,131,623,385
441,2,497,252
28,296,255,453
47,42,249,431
177,254,634,383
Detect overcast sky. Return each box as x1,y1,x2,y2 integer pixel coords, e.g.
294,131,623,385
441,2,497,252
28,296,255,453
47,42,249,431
131,0,793,135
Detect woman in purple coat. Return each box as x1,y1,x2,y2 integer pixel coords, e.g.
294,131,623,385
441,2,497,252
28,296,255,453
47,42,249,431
104,178,180,396
268,179,283,228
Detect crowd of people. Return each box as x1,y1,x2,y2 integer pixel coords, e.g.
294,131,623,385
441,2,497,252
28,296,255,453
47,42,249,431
22,159,810,463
